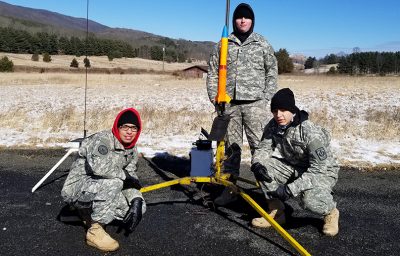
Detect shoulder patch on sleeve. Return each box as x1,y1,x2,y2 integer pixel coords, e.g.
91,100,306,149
315,147,327,161
98,145,109,155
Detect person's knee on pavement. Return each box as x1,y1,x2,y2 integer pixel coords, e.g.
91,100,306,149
302,186,336,214
302,197,332,216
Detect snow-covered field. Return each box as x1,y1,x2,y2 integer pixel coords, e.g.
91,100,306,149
0,67,399,168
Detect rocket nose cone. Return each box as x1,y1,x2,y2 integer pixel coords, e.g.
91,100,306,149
221,25,228,37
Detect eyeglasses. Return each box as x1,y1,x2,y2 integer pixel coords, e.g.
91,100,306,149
119,125,138,132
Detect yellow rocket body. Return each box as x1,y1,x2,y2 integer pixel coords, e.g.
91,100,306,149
215,26,231,104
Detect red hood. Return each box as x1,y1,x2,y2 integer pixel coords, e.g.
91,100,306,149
112,108,142,149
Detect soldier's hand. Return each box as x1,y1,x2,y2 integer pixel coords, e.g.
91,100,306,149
267,185,292,201
123,176,143,190
123,198,143,232
123,170,143,190
250,162,272,182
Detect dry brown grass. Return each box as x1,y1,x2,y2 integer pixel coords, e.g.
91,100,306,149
12,102,214,143
1,72,399,143
0,72,86,85
0,108,29,131
2,52,204,72
308,106,400,139
280,74,400,139
0,72,205,87
365,107,400,139
307,107,348,138
138,106,213,136
279,75,400,90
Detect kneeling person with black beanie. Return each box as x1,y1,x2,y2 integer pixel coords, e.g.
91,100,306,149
250,88,340,236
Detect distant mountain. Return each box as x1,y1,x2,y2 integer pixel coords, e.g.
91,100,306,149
0,1,215,61
0,0,107,32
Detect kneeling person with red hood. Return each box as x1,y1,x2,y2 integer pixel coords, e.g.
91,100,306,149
61,108,145,252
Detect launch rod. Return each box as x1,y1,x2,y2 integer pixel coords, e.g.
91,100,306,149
225,0,230,29
83,0,89,138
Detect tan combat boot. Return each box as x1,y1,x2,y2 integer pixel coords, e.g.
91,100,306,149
252,199,286,228
86,223,119,252
323,208,339,236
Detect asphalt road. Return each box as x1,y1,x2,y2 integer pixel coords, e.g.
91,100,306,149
1,149,399,256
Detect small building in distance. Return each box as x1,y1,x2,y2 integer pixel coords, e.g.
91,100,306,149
181,65,208,79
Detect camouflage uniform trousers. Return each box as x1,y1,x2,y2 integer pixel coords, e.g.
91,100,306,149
224,99,269,176
62,177,146,225
259,156,337,216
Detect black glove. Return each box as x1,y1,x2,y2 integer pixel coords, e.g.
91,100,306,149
123,171,143,190
123,198,143,232
250,162,272,182
267,185,292,201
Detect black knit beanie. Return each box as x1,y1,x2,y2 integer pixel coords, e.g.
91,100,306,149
270,88,298,113
232,3,255,42
233,4,254,21
118,111,140,128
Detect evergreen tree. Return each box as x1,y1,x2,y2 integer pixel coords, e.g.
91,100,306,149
42,52,51,62
165,49,177,63
48,34,58,54
0,56,14,72
321,54,339,64
58,36,70,54
138,45,150,59
275,48,294,74
31,53,39,61
327,66,337,75
70,58,79,68
30,33,41,54
70,37,83,56
150,46,163,61
304,57,316,69
37,32,51,54
84,57,91,68
14,30,31,53
337,56,352,74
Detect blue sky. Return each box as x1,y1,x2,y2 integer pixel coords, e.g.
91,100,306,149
3,0,400,58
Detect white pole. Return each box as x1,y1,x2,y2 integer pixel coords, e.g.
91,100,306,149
162,45,165,72
31,148,78,193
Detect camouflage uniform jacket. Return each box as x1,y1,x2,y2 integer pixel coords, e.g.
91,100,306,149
252,111,339,197
206,32,278,101
62,130,139,197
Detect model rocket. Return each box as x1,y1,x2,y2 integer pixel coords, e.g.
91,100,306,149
208,0,231,142
215,25,231,105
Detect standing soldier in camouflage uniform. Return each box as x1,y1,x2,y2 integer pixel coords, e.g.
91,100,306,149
250,88,340,236
206,3,278,205
61,108,146,251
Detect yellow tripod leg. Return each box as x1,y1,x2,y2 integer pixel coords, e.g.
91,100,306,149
140,177,211,193
139,177,311,256
240,192,311,256
215,140,225,178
